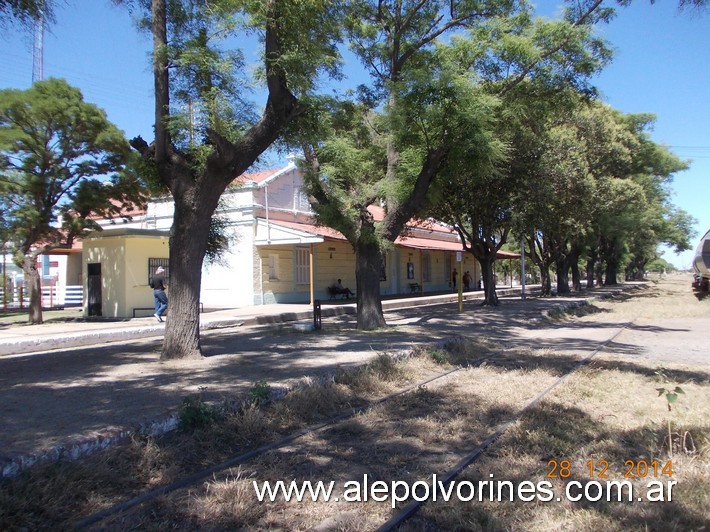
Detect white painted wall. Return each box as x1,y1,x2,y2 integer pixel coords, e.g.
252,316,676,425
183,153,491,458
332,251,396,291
200,222,255,308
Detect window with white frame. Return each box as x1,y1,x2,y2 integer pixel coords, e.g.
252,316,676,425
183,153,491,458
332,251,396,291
422,253,431,282
295,247,310,284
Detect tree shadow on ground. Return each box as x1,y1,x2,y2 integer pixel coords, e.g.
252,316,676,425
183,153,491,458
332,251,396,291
406,400,708,531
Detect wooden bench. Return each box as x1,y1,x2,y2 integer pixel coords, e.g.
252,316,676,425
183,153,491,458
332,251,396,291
327,286,351,300
408,283,421,294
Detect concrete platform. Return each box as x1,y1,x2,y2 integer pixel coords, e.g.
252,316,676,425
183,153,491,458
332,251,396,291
0,288,519,356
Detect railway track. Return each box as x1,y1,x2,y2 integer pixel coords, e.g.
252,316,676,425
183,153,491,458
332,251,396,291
76,321,632,530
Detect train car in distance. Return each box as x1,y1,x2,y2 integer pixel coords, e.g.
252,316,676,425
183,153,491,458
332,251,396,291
691,228,710,297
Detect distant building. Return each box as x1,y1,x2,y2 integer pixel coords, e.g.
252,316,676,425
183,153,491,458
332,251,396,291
84,159,480,316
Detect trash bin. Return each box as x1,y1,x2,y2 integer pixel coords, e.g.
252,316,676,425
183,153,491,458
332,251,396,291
313,299,322,330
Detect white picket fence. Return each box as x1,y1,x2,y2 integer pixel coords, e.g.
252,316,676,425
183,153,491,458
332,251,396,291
0,284,83,309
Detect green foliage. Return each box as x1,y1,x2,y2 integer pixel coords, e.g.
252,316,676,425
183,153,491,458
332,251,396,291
656,384,686,409
655,370,686,412
492,88,695,290
204,211,236,266
0,79,145,322
0,0,56,29
646,258,675,274
0,78,141,252
654,369,686,457
247,0,344,94
178,395,221,432
126,0,344,157
248,379,272,404
429,349,449,365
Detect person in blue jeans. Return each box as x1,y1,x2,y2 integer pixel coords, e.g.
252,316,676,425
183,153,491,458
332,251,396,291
151,266,168,322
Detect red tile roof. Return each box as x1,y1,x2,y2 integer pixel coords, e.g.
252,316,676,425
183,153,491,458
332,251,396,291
234,168,281,185
264,219,463,252
267,219,347,240
265,218,520,258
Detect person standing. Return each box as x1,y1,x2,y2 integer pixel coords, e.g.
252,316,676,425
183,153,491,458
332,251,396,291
151,266,168,322
463,270,471,291
452,268,457,290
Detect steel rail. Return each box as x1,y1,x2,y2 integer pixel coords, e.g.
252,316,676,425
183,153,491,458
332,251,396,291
376,322,632,532
75,348,501,528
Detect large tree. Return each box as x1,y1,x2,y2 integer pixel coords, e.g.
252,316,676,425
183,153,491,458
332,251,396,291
125,0,342,359
0,78,142,323
302,0,574,328
305,0,625,319
514,101,692,291
430,0,614,304
591,112,690,284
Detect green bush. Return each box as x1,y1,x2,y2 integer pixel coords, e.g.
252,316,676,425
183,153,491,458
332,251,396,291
429,349,449,364
248,379,272,404
178,395,220,432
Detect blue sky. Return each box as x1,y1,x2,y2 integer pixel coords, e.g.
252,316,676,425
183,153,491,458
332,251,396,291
1,0,708,268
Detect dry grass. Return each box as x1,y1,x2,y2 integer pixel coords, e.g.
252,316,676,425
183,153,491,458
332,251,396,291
412,357,710,531
1,276,708,530
0,307,86,326
584,273,709,321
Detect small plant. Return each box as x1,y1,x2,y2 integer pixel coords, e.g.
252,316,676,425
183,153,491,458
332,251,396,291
178,395,220,432
429,349,449,365
655,369,686,457
546,307,561,320
413,384,434,403
248,379,272,404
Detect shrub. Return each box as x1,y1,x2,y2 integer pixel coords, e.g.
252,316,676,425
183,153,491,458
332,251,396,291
178,395,220,432
248,379,272,404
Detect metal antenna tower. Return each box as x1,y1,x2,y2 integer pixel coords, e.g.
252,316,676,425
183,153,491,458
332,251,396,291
32,10,45,83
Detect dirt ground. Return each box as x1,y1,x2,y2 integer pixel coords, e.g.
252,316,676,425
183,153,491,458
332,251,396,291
1,274,707,470
94,272,709,530
1,273,709,530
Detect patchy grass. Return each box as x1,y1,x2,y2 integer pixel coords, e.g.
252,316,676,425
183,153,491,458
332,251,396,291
588,274,710,320
0,307,86,326
413,358,710,531
1,276,707,530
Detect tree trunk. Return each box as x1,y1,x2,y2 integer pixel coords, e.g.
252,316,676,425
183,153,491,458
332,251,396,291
479,254,499,306
595,256,604,287
604,260,619,286
161,195,213,360
599,236,621,286
570,259,582,291
556,256,570,295
568,242,582,291
585,256,594,289
539,264,552,297
636,259,648,280
625,259,646,281
526,233,551,297
355,239,386,330
22,254,43,324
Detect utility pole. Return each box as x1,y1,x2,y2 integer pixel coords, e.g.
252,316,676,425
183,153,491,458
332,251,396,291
520,236,526,301
32,10,45,83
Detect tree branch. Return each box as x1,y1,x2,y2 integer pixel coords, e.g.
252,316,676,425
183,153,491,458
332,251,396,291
381,146,448,241
498,0,605,97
